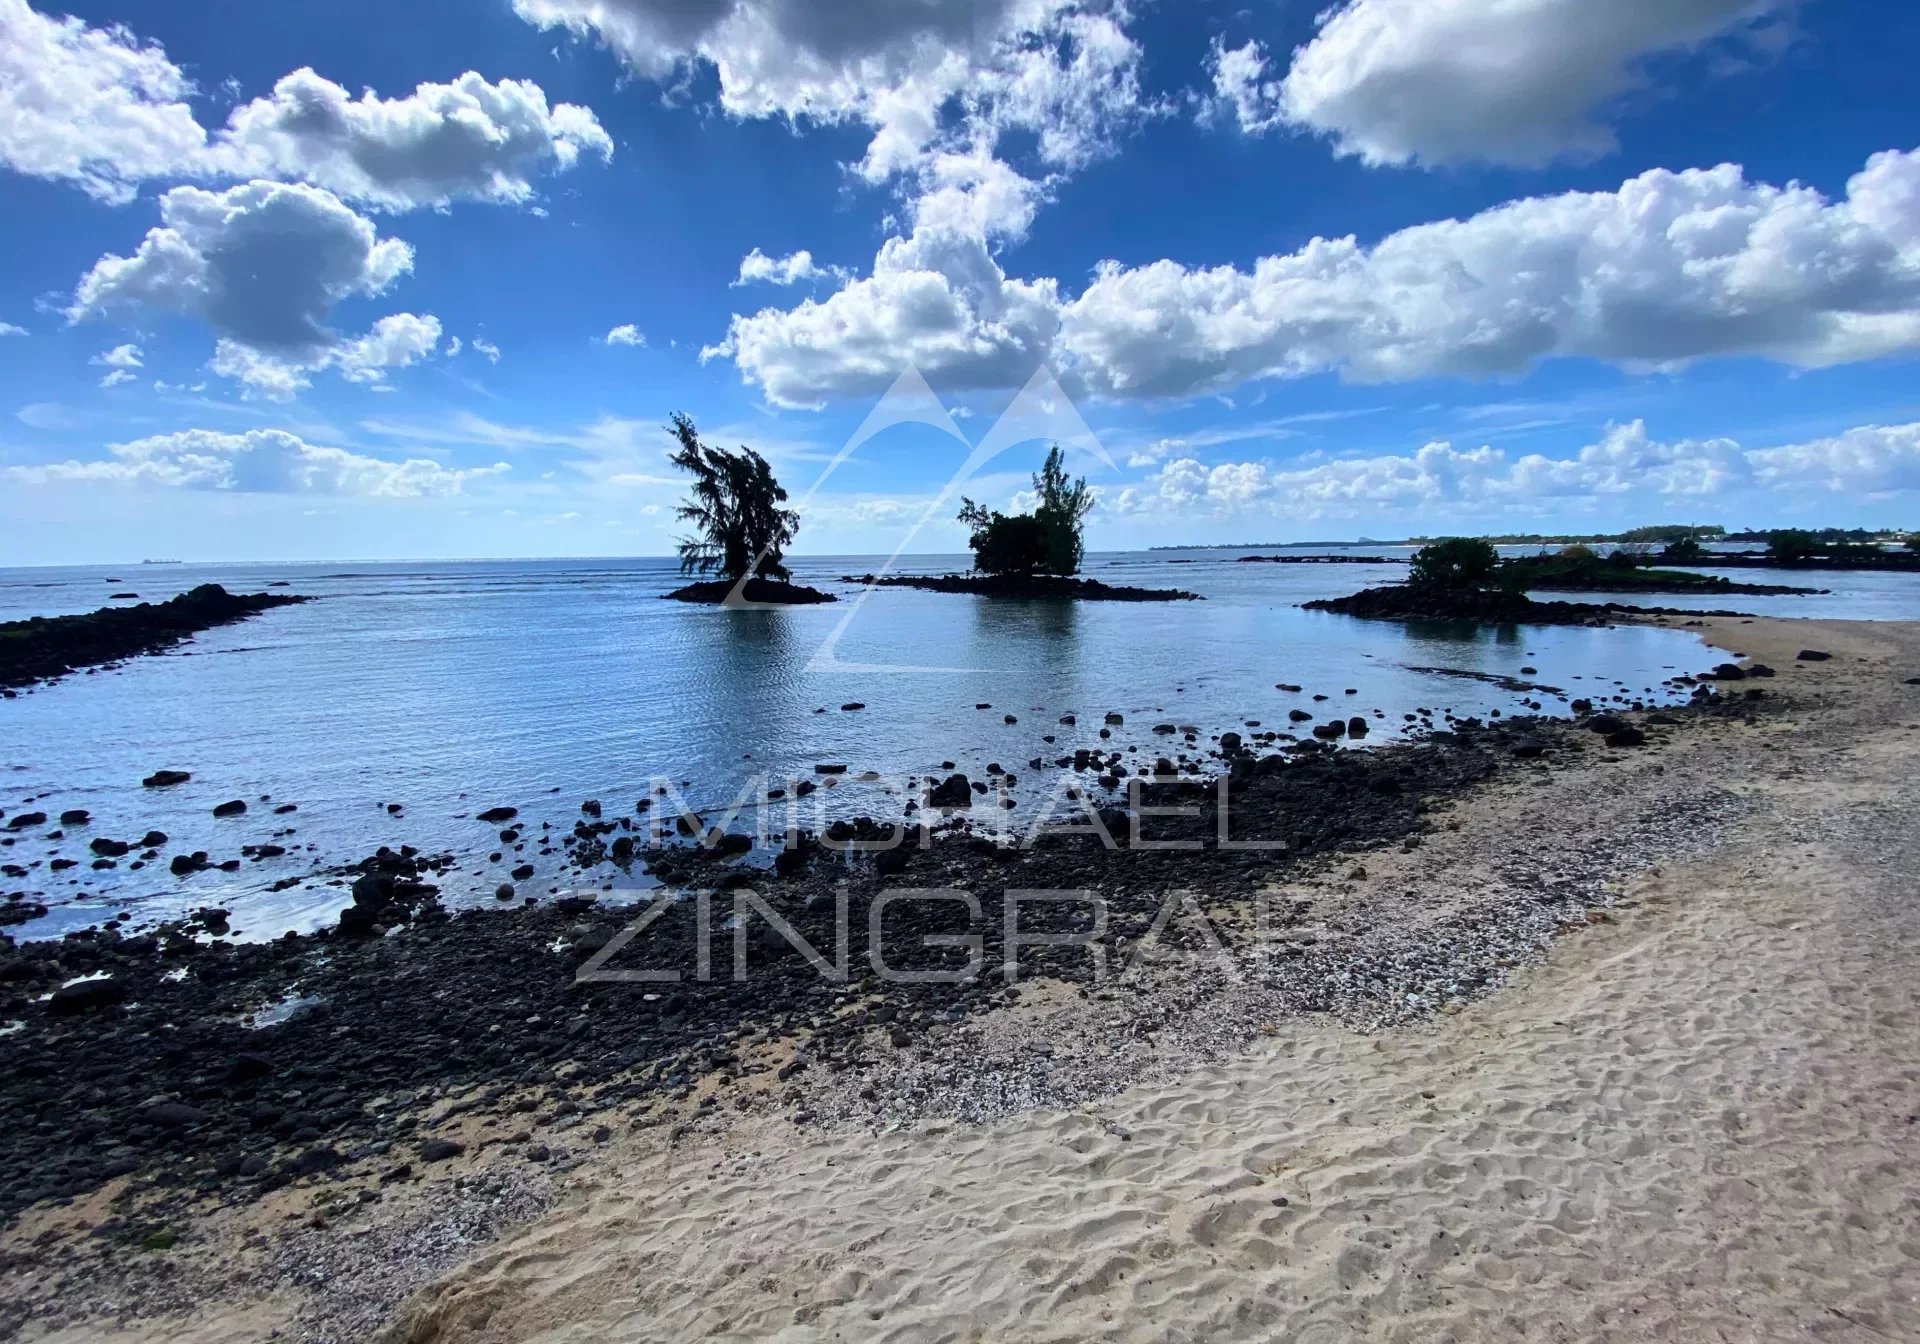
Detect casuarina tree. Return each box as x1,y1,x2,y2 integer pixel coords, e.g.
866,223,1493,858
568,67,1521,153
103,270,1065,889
958,446,1095,578
668,413,799,582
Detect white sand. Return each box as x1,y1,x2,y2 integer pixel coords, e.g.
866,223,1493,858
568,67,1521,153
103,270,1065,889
379,618,1920,1343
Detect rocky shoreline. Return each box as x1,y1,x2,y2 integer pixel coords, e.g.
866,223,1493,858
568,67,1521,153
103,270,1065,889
841,572,1203,601
0,665,1772,1233
1303,583,1756,625
0,585,311,693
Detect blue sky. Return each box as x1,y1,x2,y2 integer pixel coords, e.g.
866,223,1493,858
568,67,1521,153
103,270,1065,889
2,0,1919,564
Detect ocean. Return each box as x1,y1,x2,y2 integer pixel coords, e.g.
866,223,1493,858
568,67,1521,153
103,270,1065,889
4,548,1912,940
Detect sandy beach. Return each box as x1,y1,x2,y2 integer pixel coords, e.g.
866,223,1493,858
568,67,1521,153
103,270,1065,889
11,614,1920,1342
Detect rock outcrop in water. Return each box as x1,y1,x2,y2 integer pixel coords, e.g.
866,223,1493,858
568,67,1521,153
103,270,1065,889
663,578,837,605
0,584,311,691
1304,584,1754,626
841,573,1203,602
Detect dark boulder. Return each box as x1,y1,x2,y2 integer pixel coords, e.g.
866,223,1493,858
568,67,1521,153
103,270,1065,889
59,809,90,826
143,770,191,788
142,1101,210,1129
927,774,973,809
89,837,130,857
1796,650,1831,662
477,806,518,824
47,976,126,1014
5,812,46,831
212,799,247,817
351,872,394,908
1606,728,1648,748
225,1053,273,1083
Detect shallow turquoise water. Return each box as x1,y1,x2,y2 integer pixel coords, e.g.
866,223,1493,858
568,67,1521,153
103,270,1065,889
4,547,1904,939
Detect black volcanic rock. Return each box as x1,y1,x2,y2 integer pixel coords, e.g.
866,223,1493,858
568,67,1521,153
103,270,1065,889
927,773,973,808
664,578,837,605
1304,584,1752,627
0,584,310,690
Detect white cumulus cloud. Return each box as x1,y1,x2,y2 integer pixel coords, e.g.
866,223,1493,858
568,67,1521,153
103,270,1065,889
709,224,1062,410
603,323,645,346
1110,419,1920,524
207,68,612,211
0,321,25,337
733,248,834,286
90,342,144,369
0,0,208,204
4,427,508,496
713,147,1920,408
1204,39,1284,135
1276,0,1795,168
510,0,1146,186
67,180,440,397
1059,148,1920,398
0,2,607,208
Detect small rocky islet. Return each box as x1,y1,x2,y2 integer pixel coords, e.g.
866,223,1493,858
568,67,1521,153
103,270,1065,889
662,577,837,605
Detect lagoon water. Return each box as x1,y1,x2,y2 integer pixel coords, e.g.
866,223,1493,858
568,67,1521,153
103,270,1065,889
4,548,1914,940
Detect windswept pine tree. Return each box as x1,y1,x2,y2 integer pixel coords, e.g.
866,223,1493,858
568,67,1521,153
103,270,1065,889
668,413,799,582
661,415,835,604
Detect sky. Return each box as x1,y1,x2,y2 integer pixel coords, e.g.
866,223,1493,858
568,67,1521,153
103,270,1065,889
2,0,1919,564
